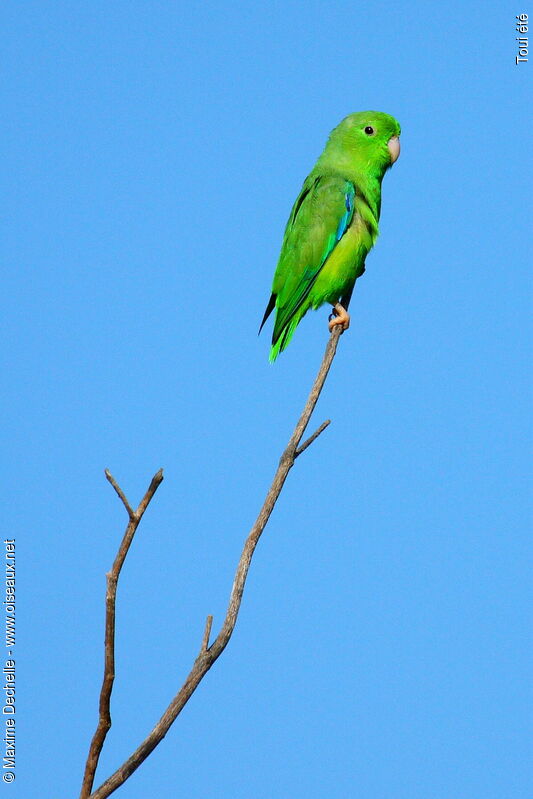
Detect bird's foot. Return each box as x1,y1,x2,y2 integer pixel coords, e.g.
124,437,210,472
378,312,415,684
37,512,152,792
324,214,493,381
328,303,350,332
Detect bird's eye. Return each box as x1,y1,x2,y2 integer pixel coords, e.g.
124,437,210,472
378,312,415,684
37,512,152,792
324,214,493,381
364,126,375,136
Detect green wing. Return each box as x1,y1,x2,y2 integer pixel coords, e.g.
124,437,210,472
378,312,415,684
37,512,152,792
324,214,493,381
261,174,355,359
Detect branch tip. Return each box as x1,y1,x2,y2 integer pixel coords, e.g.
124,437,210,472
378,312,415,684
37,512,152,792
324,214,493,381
105,470,134,518
136,469,164,517
295,419,331,457
201,615,213,652
153,468,164,483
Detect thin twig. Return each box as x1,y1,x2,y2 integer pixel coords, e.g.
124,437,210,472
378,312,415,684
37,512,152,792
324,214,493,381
295,419,331,457
79,469,164,799
104,470,135,519
87,325,343,799
201,615,213,652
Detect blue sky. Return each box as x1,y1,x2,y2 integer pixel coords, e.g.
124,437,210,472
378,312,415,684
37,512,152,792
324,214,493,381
5,2,531,797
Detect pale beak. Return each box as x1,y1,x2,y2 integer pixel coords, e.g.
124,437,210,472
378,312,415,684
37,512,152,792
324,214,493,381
388,135,400,164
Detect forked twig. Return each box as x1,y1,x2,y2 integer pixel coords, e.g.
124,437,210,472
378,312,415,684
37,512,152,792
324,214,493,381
79,469,164,799
83,325,343,799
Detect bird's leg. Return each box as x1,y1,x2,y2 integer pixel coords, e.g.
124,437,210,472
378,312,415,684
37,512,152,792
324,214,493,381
328,302,350,332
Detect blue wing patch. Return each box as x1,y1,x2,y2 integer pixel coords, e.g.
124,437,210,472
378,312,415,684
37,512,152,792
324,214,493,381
336,189,354,240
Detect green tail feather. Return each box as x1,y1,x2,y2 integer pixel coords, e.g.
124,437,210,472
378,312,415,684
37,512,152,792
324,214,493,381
269,316,300,362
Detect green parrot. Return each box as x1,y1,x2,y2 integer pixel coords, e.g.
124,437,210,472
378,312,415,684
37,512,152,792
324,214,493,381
260,111,401,361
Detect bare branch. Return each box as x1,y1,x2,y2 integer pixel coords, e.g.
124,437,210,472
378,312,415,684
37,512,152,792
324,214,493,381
79,469,164,799
295,419,331,457
136,469,164,518
201,615,213,653
104,470,134,519
87,325,343,799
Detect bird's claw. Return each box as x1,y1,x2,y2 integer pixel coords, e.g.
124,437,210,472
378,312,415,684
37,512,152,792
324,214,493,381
328,303,350,332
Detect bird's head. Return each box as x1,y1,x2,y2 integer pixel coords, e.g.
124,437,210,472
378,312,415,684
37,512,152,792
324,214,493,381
324,111,401,179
